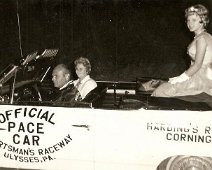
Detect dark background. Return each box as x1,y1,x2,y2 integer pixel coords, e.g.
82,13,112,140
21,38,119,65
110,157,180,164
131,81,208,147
0,0,211,81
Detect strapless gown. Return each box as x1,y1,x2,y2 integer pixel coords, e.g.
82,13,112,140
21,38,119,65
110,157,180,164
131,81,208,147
152,32,212,97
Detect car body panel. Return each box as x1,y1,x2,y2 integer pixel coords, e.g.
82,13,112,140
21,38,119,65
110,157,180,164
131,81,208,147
0,59,212,169
0,105,212,170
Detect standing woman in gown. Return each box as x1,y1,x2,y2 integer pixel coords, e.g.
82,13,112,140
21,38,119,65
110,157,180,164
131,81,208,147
152,4,212,97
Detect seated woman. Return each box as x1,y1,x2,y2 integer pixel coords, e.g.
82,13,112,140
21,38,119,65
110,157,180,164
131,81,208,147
152,4,212,97
73,57,97,101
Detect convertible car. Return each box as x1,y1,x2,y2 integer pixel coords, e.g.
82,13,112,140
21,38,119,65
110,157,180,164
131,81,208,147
0,51,212,170
0,64,211,111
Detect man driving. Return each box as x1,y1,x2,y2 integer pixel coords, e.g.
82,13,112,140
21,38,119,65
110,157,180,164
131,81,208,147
52,64,78,106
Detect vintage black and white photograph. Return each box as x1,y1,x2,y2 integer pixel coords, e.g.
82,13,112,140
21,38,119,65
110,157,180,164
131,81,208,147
0,0,212,169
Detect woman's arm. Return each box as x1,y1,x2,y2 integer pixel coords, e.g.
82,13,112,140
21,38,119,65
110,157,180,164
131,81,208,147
185,36,207,76
169,35,207,84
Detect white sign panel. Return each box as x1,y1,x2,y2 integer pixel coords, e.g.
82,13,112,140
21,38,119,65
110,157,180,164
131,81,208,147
0,105,212,169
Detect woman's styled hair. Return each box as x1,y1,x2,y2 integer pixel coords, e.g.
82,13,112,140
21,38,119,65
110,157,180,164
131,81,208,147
185,4,209,27
74,57,92,74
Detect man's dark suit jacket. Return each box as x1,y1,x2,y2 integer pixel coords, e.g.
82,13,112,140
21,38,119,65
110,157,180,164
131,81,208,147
53,83,78,107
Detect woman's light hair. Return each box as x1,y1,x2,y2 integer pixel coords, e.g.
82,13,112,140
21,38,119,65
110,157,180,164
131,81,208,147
74,57,92,74
185,4,209,27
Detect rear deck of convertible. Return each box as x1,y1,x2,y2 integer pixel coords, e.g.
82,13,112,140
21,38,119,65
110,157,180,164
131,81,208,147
92,79,212,111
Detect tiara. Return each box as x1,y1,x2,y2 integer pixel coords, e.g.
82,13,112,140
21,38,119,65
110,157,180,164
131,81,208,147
188,6,199,12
